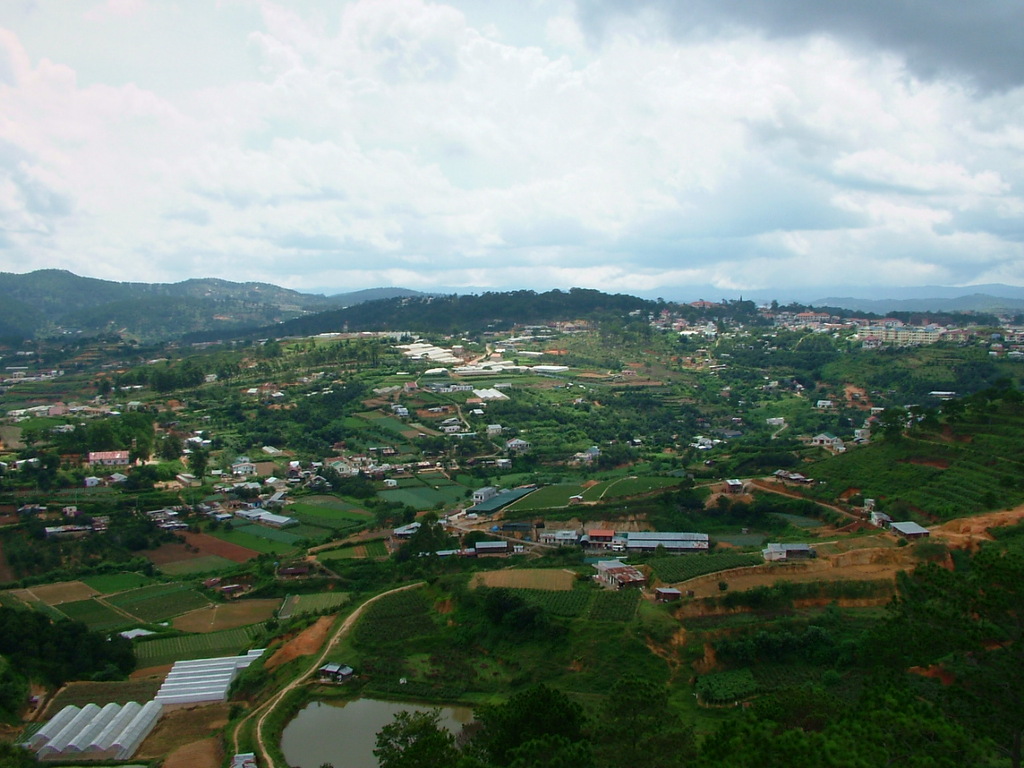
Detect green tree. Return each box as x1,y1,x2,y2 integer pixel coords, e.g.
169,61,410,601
601,676,695,767
374,709,460,768
189,446,209,480
884,545,1024,767
878,406,907,440
474,685,587,767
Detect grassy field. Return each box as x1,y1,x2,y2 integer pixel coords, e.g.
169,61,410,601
285,500,370,534
301,495,369,513
207,528,297,555
379,487,450,510
106,582,213,623
506,485,584,510
56,598,132,631
134,623,267,668
596,475,682,498
230,522,305,545
81,572,155,594
278,591,350,619
470,568,577,591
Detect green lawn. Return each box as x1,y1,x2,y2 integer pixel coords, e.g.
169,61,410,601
287,501,371,521
55,599,132,631
208,528,297,555
506,485,584,510
81,572,155,594
379,487,450,510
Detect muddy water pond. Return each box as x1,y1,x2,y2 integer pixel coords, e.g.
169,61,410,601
281,698,473,768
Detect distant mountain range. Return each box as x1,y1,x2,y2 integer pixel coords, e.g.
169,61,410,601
0,270,425,342
0,269,1020,343
809,291,1024,315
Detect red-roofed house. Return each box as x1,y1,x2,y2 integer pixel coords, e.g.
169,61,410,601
87,450,130,466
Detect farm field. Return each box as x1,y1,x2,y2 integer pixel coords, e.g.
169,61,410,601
20,580,98,605
56,598,133,631
229,522,304,545
278,591,350,619
514,588,593,617
595,475,682,499
133,623,267,668
319,538,389,563
173,599,281,632
160,555,239,575
470,568,577,591
379,486,451,510
144,533,260,572
647,553,764,584
44,679,163,716
107,583,213,622
137,703,230,768
301,495,369,513
505,485,584,511
587,589,640,621
81,572,155,594
206,527,297,555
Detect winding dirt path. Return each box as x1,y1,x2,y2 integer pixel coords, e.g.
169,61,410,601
229,581,425,768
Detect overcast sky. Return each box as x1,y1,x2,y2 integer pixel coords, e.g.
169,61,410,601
1,0,1023,298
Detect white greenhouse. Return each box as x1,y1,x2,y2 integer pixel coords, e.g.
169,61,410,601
154,649,264,705
31,700,162,761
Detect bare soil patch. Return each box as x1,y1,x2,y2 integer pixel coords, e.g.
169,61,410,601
161,736,223,768
131,663,173,680
844,384,871,408
24,580,98,605
147,533,259,566
173,598,280,633
680,548,909,600
265,615,334,670
929,506,1024,549
145,541,209,566
470,568,576,591
182,531,261,562
137,703,231,761
902,458,950,469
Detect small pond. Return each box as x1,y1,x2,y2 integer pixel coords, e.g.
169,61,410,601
281,697,473,768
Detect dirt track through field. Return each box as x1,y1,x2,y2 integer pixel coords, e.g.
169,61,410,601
676,502,1024,599
230,581,426,768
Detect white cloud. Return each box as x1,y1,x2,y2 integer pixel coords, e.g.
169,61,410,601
0,0,1022,297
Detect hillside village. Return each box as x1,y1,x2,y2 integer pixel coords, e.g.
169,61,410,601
0,292,1023,767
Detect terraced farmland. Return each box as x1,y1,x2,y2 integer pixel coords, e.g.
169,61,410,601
134,623,267,667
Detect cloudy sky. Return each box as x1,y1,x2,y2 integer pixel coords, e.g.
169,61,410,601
1,0,1023,298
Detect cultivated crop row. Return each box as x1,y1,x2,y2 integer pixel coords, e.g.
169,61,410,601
696,668,758,704
648,553,762,583
586,589,640,621
134,623,266,667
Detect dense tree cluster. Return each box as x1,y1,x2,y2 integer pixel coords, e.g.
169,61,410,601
0,606,134,721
